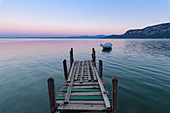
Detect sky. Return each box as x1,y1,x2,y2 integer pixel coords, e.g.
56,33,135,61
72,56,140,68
0,0,170,37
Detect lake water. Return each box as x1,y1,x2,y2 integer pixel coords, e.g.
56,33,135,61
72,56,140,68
0,39,170,113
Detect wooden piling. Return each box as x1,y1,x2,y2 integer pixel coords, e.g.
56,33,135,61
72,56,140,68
112,76,118,113
63,59,68,80
99,60,103,79
48,49,115,112
92,48,96,65
47,78,56,113
92,48,96,56
70,48,74,68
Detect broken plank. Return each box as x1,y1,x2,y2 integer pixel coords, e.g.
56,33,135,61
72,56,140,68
93,67,111,109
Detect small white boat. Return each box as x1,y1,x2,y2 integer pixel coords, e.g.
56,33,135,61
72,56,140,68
100,43,112,49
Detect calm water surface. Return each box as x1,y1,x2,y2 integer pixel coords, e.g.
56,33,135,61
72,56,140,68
0,39,170,113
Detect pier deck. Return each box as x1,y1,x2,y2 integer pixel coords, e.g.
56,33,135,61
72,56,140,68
47,48,118,113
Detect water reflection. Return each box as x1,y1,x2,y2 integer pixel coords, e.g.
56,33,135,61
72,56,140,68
124,40,170,59
0,39,170,113
102,48,112,53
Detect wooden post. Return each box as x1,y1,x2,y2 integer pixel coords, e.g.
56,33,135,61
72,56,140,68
47,78,56,113
70,48,74,68
63,59,68,80
99,60,103,79
92,48,96,65
92,48,96,56
112,76,118,113
91,53,94,62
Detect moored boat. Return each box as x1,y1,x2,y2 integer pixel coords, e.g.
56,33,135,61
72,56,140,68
100,43,112,49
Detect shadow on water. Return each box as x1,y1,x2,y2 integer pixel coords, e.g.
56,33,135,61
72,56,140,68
102,48,112,53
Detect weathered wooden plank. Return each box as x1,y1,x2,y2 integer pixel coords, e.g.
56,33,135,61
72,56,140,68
63,81,99,86
67,62,75,82
93,67,111,109
60,88,102,92
89,61,97,80
75,61,81,80
58,92,102,96
57,104,106,111
62,85,100,89
47,78,56,113
87,61,91,81
64,66,77,103
69,92,102,96
63,82,99,86
80,61,84,83
56,100,105,104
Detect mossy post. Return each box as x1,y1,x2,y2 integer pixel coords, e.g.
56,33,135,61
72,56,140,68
48,78,56,113
70,48,74,68
112,76,118,113
63,59,68,80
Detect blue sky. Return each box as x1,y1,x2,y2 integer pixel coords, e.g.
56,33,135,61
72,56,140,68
0,0,170,37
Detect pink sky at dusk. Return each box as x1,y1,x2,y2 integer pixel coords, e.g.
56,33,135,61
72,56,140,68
0,0,169,37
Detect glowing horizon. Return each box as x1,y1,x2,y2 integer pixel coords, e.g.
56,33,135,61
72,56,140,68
0,0,170,37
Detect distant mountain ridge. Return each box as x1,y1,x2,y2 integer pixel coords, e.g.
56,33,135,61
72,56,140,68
0,35,107,39
106,22,170,38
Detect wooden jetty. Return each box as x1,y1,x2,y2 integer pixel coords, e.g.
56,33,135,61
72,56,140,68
47,48,118,113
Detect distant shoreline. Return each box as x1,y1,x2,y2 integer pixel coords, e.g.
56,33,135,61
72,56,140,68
0,37,170,40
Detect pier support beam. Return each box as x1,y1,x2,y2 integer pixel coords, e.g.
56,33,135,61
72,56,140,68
48,78,56,113
112,76,118,113
92,48,96,65
99,60,103,79
70,48,74,68
63,59,68,80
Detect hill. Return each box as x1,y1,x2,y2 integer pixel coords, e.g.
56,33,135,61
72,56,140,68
106,23,170,39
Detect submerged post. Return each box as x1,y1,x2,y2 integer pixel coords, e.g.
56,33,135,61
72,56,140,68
63,59,68,80
92,48,96,65
70,48,74,68
112,76,118,113
99,59,103,79
48,78,56,113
